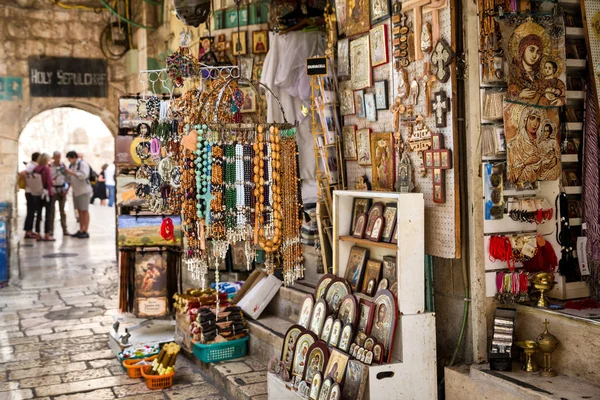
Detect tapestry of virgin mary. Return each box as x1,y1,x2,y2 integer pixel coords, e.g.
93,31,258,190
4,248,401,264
499,15,567,107
504,101,562,183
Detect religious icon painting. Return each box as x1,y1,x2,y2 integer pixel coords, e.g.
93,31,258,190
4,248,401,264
370,0,390,25
368,216,385,242
239,85,257,113
318,378,333,400
374,80,388,110
356,129,372,166
303,342,330,385
381,203,397,243
370,132,395,191
350,36,372,89
382,255,397,283
252,30,268,54
315,274,335,299
239,57,253,80
343,246,369,292
342,125,358,160
346,0,370,37
252,62,263,81
328,319,343,347
134,252,168,317
361,259,382,295
341,360,369,400
357,298,374,335
337,294,359,328
325,278,352,314
229,241,253,271
335,0,348,36
232,31,247,56
298,295,315,329
309,299,328,337
293,331,318,379
373,343,383,363
371,289,398,363
351,197,372,233
329,382,342,400
370,24,388,67
321,315,335,342
338,39,350,77
504,101,561,183
365,93,377,122
498,15,567,106
281,324,304,375
309,372,323,400
352,213,367,238
377,278,389,291
340,80,356,116
338,324,354,352
365,201,384,237
354,90,366,119
324,348,350,384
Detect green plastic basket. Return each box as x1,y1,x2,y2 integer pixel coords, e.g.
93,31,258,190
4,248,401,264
192,336,249,363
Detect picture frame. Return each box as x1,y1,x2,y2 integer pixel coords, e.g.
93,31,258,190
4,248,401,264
374,80,388,110
382,255,396,283
337,294,359,328
364,351,373,365
324,278,352,314
352,213,367,239
229,240,253,271
370,24,389,67
303,341,330,384
361,259,382,294
377,278,389,292
239,57,253,80
335,0,347,36
364,336,375,351
381,203,397,243
338,324,354,352
343,246,369,292
368,216,385,242
357,298,375,335
293,331,319,378
350,36,372,90
365,93,377,122
391,223,398,244
337,38,350,77
315,274,335,299
371,289,398,363
213,10,224,30
328,319,343,347
354,90,366,119
239,85,256,113
340,80,355,116
373,343,383,364
252,30,269,54
346,0,370,37
281,324,304,374
350,197,372,233
342,125,358,160
323,348,350,384
309,299,328,337
320,315,335,342
319,378,333,400
341,360,369,400
329,382,342,400
298,294,315,329
232,31,247,56
205,240,227,271
249,2,269,25
252,61,263,81
370,0,390,25
370,132,395,191
364,201,384,238
356,128,372,166
309,372,323,400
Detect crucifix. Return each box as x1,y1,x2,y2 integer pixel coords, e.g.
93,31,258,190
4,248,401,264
423,0,448,44
399,0,431,61
407,115,432,175
431,90,450,127
431,38,454,83
423,132,452,203
419,62,437,116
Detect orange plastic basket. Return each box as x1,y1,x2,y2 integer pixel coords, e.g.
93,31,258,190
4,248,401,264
122,356,157,379
141,365,175,390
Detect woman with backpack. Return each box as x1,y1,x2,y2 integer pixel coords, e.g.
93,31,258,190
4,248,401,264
33,153,55,241
21,152,41,239
90,163,108,206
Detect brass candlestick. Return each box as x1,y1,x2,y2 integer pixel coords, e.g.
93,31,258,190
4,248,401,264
516,340,539,372
536,319,559,377
532,273,555,308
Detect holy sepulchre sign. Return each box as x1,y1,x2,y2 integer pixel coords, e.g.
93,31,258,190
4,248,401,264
28,56,108,98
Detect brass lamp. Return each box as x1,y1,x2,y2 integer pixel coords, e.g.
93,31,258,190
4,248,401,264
536,319,559,377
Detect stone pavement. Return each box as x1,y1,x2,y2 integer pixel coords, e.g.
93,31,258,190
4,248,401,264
0,200,230,400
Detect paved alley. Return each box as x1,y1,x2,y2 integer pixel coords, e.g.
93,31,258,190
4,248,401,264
0,200,228,400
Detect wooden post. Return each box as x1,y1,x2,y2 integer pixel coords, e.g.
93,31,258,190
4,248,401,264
400,0,432,61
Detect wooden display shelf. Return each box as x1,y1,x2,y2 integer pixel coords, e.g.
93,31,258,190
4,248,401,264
339,235,398,250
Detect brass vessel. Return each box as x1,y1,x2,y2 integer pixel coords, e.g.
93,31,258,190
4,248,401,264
536,319,559,377
516,340,539,372
531,273,555,308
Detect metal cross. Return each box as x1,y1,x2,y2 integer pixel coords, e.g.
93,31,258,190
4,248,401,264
431,39,454,83
431,90,450,128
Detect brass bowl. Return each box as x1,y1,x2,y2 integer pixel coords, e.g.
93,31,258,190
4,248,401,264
532,272,555,285
516,340,538,350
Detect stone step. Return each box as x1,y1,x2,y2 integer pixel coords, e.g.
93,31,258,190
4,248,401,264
247,314,294,366
183,349,269,400
445,363,600,400
265,283,315,323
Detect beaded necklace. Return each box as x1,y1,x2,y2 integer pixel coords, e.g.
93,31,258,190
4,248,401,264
194,124,213,220
224,143,238,241
210,144,225,241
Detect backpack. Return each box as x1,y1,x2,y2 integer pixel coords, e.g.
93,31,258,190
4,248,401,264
26,172,44,196
77,161,98,185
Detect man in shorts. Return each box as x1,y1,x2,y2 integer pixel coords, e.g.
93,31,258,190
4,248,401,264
65,151,93,238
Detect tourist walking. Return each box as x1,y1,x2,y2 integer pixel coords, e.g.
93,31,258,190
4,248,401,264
90,163,108,206
105,162,116,207
21,152,41,239
65,151,93,238
33,153,55,241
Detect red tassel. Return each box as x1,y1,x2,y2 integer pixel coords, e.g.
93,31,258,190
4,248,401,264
523,241,557,273
160,217,175,242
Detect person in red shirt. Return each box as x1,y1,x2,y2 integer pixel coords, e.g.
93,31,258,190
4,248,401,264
33,153,55,241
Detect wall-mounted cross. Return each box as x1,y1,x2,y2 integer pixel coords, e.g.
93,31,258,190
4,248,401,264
423,132,452,203
431,90,450,127
423,0,448,44
399,0,432,61
431,38,454,83
419,62,437,116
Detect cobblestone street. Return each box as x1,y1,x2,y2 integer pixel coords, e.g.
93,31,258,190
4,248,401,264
0,201,229,400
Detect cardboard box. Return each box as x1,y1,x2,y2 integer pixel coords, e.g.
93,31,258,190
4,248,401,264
238,274,282,320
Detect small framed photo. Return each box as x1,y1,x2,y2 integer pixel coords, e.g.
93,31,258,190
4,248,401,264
374,80,388,110
361,260,382,295
370,0,391,25
340,80,355,115
365,93,377,122
239,57,253,80
351,197,372,233
381,203,397,243
365,201,384,238
342,125,357,160
352,213,368,238
344,246,369,292
232,31,247,56
354,90,366,119
252,61,263,81
356,129,372,166
370,24,388,67
252,30,268,54
350,35,372,90
338,38,350,77
369,216,385,242
239,85,257,113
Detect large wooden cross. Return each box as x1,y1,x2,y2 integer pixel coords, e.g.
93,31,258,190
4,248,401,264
400,0,431,61
423,132,452,203
423,0,447,44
